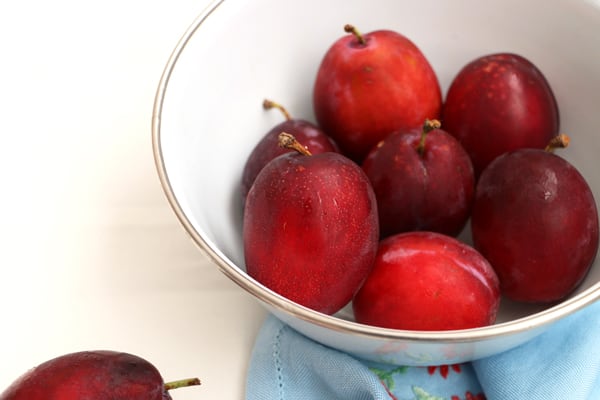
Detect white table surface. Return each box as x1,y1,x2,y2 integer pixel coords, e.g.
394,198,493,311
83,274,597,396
0,1,268,399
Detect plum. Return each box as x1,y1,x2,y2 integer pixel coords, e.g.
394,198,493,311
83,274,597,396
243,133,379,314
353,231,500,331
241,99,338,204
442,53,559,177
471,135,599,302
362,119,474,238
0,350,200,400
313,24,442,163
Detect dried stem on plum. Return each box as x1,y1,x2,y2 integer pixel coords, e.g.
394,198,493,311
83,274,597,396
544,133,570,153
344,24,366,45
164,377,201,391
263,99,292,121
417,119,442,156
278,132,312,156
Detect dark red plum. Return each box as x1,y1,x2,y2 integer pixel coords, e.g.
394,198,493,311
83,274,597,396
442,53,559,177
241,99,338,204
362,119,475,238
471,135,599,302
0,350,200,400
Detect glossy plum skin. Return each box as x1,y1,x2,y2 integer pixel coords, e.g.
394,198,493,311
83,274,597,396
362,126,474,238
471,149,599,302
0,351,171,400
241,119,338,203
313,28,442,162
442,53,559,177
243,151,379,315
353,231,500,331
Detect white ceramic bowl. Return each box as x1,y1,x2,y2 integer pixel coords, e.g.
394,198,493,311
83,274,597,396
152,0,600,365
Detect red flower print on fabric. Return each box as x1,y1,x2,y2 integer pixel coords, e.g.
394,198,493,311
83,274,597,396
451,391,486,400
427,364,462,379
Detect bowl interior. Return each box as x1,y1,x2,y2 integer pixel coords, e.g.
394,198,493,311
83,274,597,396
156,0,600,337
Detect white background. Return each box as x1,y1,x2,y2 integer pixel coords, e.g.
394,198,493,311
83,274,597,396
0,1,267,399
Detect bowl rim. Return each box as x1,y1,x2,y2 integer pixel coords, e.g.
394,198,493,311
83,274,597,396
151,0,600,343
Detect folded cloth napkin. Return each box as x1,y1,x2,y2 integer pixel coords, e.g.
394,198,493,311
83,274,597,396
246,299,600,400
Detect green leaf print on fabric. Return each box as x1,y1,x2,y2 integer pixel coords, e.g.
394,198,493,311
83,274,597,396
410,386,446,400
368,364,486,400
369,366,409,390
408,386,485,400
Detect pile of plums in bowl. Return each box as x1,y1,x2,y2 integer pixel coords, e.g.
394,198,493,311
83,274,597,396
153,0,600,365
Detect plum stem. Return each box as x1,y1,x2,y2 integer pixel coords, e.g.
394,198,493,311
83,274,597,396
278,132,312,156
263,99,292,121
344,24,366,45
416,119,442,156
544,133,570,152
164,377,201,391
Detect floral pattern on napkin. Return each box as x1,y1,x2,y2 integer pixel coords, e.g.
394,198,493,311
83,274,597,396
369,363,486,400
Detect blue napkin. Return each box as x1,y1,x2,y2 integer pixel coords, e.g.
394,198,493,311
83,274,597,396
246,299,600,400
